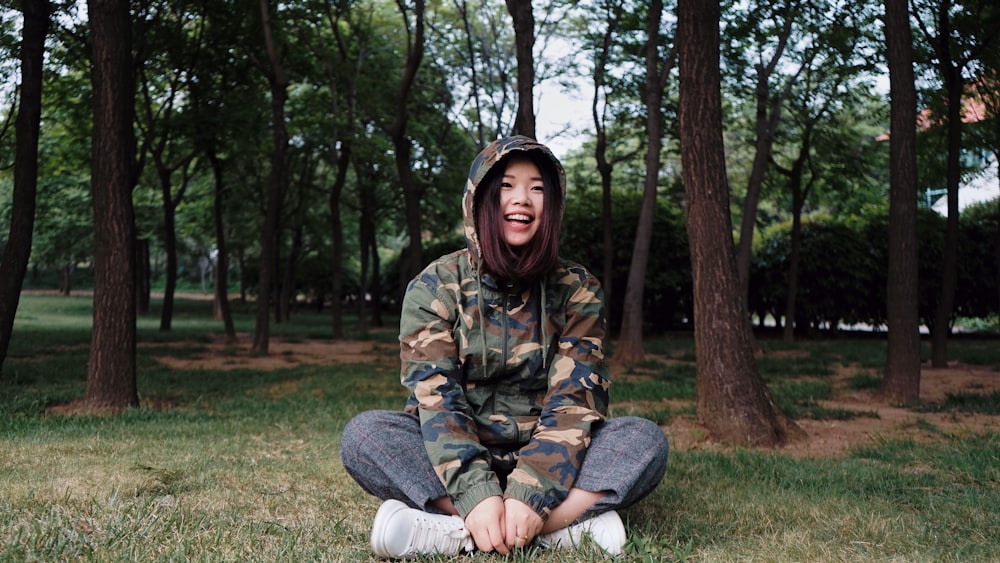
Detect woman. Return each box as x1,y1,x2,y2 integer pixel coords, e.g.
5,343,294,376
341,136,668,558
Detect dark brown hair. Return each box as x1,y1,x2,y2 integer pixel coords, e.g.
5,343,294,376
474,151,563,283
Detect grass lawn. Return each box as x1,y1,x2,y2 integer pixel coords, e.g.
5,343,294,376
1,294,999,561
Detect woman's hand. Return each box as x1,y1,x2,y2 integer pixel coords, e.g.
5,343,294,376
503,498,544,551
464,496,509,555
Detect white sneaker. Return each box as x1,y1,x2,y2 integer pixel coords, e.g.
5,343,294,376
537,510,627,555
370,499,475,559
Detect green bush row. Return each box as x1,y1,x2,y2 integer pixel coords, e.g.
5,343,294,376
560,192,1000,334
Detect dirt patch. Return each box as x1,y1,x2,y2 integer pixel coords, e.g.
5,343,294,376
147,337,999,458
659,359,1000,458
147,333,398,372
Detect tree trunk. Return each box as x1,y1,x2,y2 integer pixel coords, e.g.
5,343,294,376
136,238,150,315
591,3,626,329
615,0,664,363
252,0,290,355
85,0,139,411
880,0,922,404
158,165,178,332
458,0,486,147
60,263,72,295
208,150,236,341
678,0,802,447
596,134,614,325
0,0,50,377
930,63,962,367
392,0,426,295
371,229,384,327
329,146,350,339
279,223,303,323
505,0,535,138
356,166,376,336
781,169,805,341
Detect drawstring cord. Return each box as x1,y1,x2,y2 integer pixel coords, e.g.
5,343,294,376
540,278,548,370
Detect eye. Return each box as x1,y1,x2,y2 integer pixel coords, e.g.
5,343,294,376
501,181,513,188
531,185,544,192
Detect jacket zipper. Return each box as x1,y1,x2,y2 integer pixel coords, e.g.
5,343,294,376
500,283,512,374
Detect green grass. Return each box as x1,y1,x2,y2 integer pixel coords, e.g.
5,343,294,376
914,391,1000,415
2,295,1000,561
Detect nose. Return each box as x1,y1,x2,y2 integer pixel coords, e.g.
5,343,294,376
511,185,531,205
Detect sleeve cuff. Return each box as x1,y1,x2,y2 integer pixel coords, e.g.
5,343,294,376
454,481,504,518
503,482,555,521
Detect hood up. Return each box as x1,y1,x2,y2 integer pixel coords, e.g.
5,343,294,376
461,136,567,267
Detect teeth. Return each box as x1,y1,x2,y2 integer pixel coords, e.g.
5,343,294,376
506,214,532,222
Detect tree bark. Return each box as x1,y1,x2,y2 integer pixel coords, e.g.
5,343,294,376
505,0,535,138
678,0,802,447
0,0,50,377
85,0,139,410
615,0,665,363
880,0,922,404
252,0,290,355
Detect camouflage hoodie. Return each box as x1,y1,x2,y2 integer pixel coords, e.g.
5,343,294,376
399,136,611,520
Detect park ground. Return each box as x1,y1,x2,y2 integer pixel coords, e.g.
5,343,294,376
143,332,1000,458
6,294,999,561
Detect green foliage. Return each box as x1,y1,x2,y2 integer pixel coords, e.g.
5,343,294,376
561,188,692,332
751,204,999,334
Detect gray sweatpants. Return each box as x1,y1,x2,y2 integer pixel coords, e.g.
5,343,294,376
340,410,669,520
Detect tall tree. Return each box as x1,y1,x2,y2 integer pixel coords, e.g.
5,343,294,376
726,0,802,305
678,0,802,446
974,58,1000,336
584,0,642,324
251,0,291,355
207,151,237,341
134,1,199,332
615,0,675,362
880,0,922,404
85,0,139,410
428,0,519,146
913,0,998,367
590,5,620,316
505,0,535,138
392,0,427,292
184,0,251,343
0,0,50,376
309,0,363,339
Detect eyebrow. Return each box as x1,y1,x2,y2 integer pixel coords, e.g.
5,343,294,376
502,173,544,182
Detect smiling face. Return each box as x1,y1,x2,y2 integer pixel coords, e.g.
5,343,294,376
498,156,545,247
